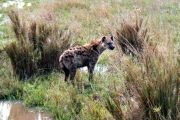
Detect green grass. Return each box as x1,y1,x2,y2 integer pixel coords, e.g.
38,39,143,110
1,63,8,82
0,71,124,119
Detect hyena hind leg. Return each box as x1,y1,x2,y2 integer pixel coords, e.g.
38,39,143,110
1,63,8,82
69,68,77,84
63,67,70,82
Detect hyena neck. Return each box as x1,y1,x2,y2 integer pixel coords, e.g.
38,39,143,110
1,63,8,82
84,39,106,56
97,45,106,54
93,44,106,55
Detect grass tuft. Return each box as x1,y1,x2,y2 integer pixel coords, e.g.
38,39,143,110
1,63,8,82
124,44,179,120
5,10,72,80
115,12,149,57
104,92,124,120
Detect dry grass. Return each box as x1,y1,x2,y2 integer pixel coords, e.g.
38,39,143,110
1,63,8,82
115,12,149,57
40,0,88,13
119,19,180,119
5,10,72,80
125,49,179,120
113,11,180,120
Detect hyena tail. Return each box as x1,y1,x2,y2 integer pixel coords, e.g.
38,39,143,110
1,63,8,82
58,61,64,70
59,60,68,71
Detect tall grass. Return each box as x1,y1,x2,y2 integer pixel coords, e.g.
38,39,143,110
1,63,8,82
117,14,180,119
0,50,23,99
104,92,124,120
5,10,72,80
114,11,180,119
115,12,149,57
125,49,179,120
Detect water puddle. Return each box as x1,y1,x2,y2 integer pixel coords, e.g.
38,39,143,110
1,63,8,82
0,101,52,120
80,64,108,73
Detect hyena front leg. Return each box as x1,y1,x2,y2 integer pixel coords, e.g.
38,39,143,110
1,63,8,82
88,63,95,82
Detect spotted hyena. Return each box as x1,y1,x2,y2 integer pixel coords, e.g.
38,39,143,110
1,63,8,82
59,36,115,83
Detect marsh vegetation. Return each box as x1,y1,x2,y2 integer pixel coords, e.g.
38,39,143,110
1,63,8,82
0,0,179,120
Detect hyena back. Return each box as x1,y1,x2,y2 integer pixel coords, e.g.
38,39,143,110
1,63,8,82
59,36,115,83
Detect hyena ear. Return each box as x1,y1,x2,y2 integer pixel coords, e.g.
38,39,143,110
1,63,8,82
101,36,106,42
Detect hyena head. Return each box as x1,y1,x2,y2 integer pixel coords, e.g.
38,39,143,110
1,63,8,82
101,35,115,50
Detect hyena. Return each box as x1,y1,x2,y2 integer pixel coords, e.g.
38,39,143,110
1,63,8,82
59,36,115,83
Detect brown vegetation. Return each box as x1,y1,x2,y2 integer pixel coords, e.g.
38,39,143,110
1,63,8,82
115,13,180,120
115,13,149,57
5,10,72,80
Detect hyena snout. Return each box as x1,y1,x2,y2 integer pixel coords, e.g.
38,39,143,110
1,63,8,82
108,43,115,50
107,42,115,50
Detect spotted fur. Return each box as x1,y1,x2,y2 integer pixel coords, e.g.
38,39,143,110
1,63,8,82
59,36,115,83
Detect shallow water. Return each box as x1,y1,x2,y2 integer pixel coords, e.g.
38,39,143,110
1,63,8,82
80,64,108,73
0,101,52,120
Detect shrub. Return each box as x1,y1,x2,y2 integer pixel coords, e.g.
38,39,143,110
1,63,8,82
5,10,72,80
